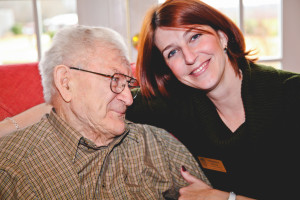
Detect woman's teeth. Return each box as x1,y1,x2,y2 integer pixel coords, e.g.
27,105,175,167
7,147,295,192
192,61,208,74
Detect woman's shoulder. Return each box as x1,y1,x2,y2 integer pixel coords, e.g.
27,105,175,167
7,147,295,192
243,63,300,91
249,63,300,80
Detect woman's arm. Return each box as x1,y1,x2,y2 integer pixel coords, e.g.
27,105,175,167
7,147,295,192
179,168,256,200
0,103,52,136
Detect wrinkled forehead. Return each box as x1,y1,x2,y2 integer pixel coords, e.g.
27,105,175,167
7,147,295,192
88,44,131,75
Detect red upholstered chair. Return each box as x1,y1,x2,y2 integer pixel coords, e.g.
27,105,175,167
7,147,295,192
0,62,44,121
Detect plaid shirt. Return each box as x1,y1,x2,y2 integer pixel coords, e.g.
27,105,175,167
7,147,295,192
0,111,209,199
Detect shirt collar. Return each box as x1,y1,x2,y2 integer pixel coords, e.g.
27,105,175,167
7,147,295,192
124,120,139,142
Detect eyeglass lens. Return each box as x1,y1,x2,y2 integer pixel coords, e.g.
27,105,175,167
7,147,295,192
111,73,139,98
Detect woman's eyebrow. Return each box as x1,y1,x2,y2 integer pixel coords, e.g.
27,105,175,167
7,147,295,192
161,28,200,55
183,28,195,37
161,44,174,55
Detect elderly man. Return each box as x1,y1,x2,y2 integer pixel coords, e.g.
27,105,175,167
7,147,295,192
0,25,209,199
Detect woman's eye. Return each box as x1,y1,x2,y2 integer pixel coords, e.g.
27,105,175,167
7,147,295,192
191,34,201,41
168,49,177,58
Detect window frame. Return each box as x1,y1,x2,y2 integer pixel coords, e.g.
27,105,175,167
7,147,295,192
32,0,42,61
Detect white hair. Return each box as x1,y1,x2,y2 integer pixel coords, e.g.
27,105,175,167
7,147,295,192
39,25,129,103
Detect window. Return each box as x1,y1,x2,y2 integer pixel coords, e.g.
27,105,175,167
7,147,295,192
0,1,36,64
0,0,77,64
201,0,282,69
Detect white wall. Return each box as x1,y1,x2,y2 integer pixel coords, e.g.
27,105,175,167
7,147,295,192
282,0,300,73
77,0,157,63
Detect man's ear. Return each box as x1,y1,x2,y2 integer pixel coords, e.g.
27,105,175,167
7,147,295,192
53,65,72,102
217,30,228,49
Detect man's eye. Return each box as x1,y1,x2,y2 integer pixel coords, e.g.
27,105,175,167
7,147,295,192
112,77,119,82
168,49,178,58
128,79,138,87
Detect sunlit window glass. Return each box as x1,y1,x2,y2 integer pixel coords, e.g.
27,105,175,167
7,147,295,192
0,1,36,64
202,0,239,24
243,0,281,61
0,0,77,64
39,0,77,55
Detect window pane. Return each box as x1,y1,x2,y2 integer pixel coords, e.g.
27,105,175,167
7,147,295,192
0,0,77,64
202,0,239,24
243,0,281,60
0,1,37,64
39,0,77,55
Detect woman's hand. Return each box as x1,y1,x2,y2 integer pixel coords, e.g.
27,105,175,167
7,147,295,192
179,166,225,200
179,166,255,200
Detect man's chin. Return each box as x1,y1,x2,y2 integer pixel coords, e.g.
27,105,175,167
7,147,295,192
111,119,126,133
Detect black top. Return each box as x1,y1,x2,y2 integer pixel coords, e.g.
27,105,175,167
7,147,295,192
127,63,300,199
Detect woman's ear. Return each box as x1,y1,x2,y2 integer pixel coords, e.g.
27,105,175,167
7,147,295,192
217,30,228,49
53,65,72,102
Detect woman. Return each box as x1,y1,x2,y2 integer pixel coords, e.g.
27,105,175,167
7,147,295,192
1,0,300,199
127,0,300,199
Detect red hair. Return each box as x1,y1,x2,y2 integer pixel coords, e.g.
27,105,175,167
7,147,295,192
136,0,256,98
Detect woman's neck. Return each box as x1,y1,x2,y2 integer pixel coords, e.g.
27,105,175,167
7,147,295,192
207,67,245,132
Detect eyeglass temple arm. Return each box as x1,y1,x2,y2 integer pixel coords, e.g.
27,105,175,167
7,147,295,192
69,67,112,78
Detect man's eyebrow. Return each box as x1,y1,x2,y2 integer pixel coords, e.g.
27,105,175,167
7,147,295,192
106,66,120,73
110,66,132,76
111,68,119,73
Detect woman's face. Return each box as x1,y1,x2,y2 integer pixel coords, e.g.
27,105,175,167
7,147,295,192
154,26,229,92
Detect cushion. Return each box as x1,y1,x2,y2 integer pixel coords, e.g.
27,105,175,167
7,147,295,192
0,62,44,121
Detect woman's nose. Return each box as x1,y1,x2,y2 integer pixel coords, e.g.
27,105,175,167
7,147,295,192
183,46,197,65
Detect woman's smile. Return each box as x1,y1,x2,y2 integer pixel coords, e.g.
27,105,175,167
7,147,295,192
190,59,210,76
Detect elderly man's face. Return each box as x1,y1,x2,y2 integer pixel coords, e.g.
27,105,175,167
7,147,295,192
70,45,133,141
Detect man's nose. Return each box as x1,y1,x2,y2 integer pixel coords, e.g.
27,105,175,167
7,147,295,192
117,85,133,106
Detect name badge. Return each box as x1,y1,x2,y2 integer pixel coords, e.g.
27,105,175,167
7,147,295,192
198,156,227,173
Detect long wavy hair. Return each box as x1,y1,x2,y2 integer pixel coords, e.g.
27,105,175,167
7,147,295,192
136,0,257,98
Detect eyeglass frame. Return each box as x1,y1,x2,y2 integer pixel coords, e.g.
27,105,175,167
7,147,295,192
69,66,139,99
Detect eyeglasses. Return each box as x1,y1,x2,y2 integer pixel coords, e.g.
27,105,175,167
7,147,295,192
69,67,140,99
